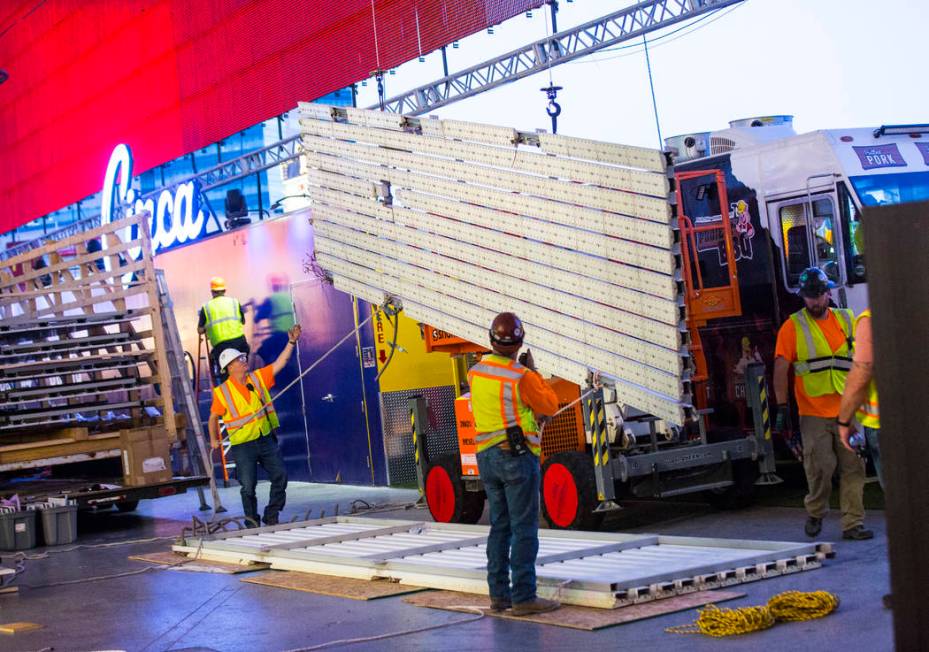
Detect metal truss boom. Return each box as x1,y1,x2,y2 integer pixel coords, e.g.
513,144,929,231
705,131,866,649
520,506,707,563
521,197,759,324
372,0,744,115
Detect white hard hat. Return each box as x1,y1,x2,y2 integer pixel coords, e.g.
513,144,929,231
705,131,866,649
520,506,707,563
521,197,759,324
218,349,246,370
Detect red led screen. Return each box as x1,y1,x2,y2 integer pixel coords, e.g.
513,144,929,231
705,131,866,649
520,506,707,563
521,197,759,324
0,0,541,232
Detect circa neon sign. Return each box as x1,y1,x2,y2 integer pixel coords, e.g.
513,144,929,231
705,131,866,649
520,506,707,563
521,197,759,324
100,144,208,257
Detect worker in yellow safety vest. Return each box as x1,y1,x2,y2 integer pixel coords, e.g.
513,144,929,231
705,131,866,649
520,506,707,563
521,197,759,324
198,276,249,382
838,307,890,610
208,324,301,527
774,267,871,541
838,308,883,487
468,312,560,617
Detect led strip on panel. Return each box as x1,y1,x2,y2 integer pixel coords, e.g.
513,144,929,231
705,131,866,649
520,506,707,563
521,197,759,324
316,243,683,396
310,177,678,303
301,125,669,198
301,108,689,423
343,107,409,131
312,206,683,354
304,144,673,250
394,191,675,277
304,142,673,248
338,273,685,422
314,234,682,378
398,187,672,250
306,135,670,222
322,246,684,423
306,168,377,198
390,207,679,338
538,132,667,173
298,102,336,122
319,207,681,352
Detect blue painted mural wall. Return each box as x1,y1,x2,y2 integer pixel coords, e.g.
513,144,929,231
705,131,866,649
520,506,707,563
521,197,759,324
155,210,385,484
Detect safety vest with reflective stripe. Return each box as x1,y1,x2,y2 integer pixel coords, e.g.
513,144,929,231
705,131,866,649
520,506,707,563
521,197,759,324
467,354,540,456
854,309,880,429
791,307,855,398
268,292,296,333
212,371,280,446
203,296,244,346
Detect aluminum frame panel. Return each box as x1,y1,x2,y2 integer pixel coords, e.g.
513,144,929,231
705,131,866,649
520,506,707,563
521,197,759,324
178,516,829,608
301,106,690,425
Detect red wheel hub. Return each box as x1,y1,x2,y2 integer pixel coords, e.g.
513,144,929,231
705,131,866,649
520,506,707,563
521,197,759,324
544,462,579,528
425,466,456,522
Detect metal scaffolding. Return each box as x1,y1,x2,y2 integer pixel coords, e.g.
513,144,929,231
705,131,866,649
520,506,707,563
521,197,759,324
373,0,744,115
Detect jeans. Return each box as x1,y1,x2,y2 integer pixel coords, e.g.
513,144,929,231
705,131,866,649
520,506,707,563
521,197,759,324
476,445,540,604
231,434,288,523
864,426,884,489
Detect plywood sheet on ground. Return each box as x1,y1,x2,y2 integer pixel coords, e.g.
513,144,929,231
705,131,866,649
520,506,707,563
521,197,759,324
129,551,269,574
403,589,745,631
242,570,426,600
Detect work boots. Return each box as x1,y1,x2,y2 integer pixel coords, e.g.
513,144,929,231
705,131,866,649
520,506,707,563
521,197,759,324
511,597,561,617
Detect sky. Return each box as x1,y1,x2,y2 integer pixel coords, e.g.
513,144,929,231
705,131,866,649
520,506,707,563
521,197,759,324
352,0,928,149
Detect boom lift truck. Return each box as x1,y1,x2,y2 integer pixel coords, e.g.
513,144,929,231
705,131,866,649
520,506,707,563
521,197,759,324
412,116,929,530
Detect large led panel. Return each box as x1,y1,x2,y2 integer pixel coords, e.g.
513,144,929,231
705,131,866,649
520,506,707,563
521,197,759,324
301,105,689,425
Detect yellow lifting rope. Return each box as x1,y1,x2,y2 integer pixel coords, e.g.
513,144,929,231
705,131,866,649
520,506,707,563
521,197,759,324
666,590,840,637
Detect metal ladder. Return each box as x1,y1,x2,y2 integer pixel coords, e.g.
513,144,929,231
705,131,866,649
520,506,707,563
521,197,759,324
155,270,226,513
193,336,234,485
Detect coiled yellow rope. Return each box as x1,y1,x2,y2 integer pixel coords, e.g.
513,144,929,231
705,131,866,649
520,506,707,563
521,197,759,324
666,590,839,637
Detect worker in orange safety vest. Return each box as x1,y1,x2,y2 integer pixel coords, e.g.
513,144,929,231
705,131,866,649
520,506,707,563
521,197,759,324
208,324,301,527
468,312,560,617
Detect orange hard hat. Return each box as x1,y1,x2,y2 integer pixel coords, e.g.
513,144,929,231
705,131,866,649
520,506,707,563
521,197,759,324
488,312,524,355
210,276,226,292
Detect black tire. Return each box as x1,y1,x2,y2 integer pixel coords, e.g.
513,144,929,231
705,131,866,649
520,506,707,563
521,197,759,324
115,500,140,513
424,454,485,524
541,452,604,530
704,428,759,510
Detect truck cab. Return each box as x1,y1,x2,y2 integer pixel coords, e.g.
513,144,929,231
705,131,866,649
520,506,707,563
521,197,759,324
669,116,929,429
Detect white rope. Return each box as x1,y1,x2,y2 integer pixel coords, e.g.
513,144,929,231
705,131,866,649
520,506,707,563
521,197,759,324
226,311,375,431
281,607,485,652
543,4,555,85
370,0,381,71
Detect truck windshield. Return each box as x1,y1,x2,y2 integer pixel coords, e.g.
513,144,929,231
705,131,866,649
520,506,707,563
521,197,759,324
850,171,929,206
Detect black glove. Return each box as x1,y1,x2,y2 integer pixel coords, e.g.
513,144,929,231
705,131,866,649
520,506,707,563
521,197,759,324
518,349,536,372
774,404,791,432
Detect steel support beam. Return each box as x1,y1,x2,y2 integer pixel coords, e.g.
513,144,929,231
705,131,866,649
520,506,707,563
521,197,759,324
374,0,744,115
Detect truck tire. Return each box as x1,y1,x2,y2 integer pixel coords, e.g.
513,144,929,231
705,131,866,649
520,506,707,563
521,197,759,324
541,452,603,531
115,500,140,513
424,454,484,524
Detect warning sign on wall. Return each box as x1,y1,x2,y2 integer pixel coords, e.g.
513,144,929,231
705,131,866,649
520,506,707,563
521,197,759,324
371,307,455,392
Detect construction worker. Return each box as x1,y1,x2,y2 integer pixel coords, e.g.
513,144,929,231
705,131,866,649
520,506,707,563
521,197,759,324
773,267,872,541
838,307,889,608
838,308,882,487
198,276,249,383
469,312,560,617
207,324,301,527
